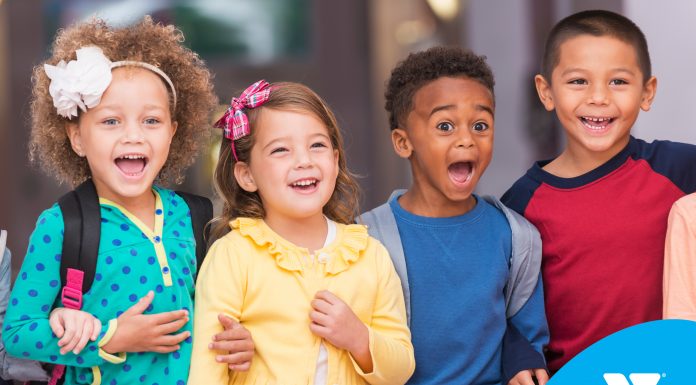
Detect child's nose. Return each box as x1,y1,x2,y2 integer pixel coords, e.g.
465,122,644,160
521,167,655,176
454,127,475,148
587,83,610,105
122,120,145,143
294,149,313,168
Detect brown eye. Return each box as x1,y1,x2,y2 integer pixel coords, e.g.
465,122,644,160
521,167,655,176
472,122,489,132
436,122,454,132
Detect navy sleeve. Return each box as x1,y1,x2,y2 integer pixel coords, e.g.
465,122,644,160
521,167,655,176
501,174,541,216
502,322,546,383
636,139,696,194
502,275,549,382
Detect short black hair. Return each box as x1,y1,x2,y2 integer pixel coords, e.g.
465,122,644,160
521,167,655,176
541,9,651,83
385,46,495,130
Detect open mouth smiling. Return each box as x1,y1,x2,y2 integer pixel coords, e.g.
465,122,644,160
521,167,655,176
580,116,615,131
115,153,148,177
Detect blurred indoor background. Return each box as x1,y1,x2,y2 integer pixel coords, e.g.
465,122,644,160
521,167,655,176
2,0,696,275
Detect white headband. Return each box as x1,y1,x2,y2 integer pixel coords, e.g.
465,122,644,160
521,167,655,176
44,46,177,119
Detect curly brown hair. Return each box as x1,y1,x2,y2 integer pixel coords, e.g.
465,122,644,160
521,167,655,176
385,46,495,130
29,16,217,186
211,82,361,240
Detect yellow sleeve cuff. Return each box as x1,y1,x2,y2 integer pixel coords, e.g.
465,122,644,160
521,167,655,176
350,326,375,376
97,319,127,364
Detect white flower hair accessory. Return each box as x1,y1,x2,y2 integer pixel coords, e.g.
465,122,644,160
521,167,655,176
44,46,177,119
44,46,112,119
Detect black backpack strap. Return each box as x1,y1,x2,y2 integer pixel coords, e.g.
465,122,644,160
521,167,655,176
175,191,213,272
57,179,101,294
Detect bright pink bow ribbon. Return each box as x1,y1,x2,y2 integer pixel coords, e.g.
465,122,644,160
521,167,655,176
214,80,271,160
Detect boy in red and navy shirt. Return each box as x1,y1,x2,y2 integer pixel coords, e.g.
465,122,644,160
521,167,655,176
502,10,696,373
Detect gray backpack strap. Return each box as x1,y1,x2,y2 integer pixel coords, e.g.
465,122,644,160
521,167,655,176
483,196,542,318
359,200,411,324
0,230,6,266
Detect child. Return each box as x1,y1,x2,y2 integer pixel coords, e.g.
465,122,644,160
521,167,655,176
2,17,222,385
502,10,696,373
0,230,50,383
360,46,549,385
663,194,696,320
188,80,415,384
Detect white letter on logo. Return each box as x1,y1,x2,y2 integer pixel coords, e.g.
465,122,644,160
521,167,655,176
629,373,661,385
603,373,661,385
604,374,631,385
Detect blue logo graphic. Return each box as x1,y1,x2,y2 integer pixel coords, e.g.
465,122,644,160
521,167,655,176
548,320,696,384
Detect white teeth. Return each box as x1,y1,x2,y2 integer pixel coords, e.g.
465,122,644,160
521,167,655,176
292,179,316,187
581,116,613,130
121,154,145,160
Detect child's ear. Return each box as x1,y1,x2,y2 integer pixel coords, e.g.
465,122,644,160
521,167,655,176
391,128,413,159
234,162,258,192
640,76,657,111
534,74,555,111
65,122,85,157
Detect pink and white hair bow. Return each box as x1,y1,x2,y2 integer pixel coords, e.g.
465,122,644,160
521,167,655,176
214,80,271,161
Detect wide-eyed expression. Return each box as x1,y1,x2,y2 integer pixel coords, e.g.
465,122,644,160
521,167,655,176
392,76,494,215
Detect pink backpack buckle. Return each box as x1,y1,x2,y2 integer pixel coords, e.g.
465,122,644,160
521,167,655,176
61,268,84,310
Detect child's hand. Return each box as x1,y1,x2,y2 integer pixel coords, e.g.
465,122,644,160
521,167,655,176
49,308,102,355
508,368,549,385
208,314,254,371
102,291,190,354
309,290,372,372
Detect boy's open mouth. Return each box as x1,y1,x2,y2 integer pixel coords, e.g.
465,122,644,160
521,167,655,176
580,116,615,131
448,161,473,184
290,178,318,191
115,154,148,176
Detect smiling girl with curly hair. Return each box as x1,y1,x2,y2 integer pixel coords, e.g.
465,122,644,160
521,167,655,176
2,16,225,385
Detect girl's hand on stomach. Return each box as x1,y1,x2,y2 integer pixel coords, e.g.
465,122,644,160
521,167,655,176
101,291,190,354
309,290,372,373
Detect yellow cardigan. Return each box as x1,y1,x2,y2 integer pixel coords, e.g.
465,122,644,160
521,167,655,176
188,218,415,385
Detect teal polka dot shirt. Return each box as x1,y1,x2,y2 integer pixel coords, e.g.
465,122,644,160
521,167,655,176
3,186,196,385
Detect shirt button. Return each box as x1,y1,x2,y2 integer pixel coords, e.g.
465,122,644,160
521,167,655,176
317,252,330,263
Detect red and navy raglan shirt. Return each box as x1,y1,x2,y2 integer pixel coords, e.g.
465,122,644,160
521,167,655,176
501,136,696,372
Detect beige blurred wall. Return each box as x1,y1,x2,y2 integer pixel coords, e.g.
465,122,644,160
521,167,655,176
1,1,65,278
626,1,696,144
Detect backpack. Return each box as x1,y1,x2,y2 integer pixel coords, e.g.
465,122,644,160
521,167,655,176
46,179,212,385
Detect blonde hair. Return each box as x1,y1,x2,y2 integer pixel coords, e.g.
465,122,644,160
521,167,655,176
29,16,217,186
211,82,361,240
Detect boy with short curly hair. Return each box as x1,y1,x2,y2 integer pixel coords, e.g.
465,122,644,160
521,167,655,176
362,46,548,385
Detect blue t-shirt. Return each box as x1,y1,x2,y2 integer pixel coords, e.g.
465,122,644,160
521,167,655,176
390,194,511,385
